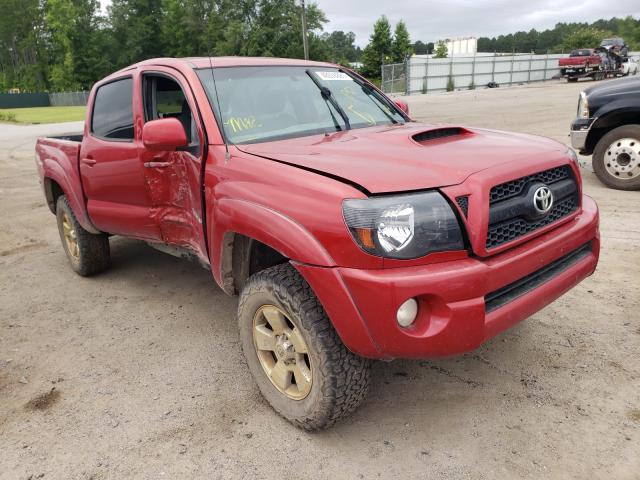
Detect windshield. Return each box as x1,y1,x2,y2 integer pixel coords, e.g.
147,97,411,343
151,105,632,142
570,49,592,57
196,66,406,144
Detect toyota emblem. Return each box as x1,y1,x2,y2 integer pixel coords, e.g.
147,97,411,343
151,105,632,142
533,186,553,214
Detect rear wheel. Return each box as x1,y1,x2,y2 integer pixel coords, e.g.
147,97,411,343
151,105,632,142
238,263,370,430
592,125,640,190
56,196,110,275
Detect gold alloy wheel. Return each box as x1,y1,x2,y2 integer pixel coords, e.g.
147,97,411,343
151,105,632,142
61,211,80,260
252,305,312,400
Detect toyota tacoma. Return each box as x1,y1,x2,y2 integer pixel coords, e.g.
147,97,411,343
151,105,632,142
35,57,600,430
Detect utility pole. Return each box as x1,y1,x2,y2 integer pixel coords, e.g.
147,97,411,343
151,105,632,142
300,0,309,60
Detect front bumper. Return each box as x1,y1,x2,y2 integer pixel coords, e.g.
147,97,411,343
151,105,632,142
570,117,596,152
295,195,599,359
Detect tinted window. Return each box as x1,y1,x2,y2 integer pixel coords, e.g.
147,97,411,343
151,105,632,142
570,49,592,57
92,78,134,140
143,75,198,146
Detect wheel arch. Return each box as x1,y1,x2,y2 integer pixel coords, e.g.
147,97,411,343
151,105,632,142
38,144,102,235
43,177,65,214
586,107,640,154
211,198,335,295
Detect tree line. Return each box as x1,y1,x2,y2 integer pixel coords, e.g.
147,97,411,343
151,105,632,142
476,17,640,53
357,15,640,79
2,0,639,92
0,0,361,92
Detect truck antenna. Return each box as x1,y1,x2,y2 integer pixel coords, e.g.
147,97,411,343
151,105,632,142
207,53,230,162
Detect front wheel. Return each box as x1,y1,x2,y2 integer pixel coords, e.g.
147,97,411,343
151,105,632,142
592,125,640,190
238,263,371,430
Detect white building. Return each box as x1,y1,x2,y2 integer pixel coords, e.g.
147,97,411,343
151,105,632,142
444,37,478,56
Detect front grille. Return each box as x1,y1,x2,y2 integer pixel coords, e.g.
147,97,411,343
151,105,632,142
490,166,571,204
456,195,469,217
486,166,579,249
485,242,592,313
487,196,578,248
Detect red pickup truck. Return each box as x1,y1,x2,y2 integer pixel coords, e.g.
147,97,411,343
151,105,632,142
559,49,605,81
35,57,600,430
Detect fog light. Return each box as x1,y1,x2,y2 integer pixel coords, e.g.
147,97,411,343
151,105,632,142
396,298,418,327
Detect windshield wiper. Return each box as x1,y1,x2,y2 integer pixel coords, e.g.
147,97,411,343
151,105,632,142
324,100,343,133
306,70,351,130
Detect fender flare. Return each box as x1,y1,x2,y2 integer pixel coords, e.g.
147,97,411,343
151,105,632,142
209,198,335,289
585,104,640,154
41,159,100,234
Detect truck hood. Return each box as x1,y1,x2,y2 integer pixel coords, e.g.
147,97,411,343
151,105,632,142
238,123,566,194
584,75,640,101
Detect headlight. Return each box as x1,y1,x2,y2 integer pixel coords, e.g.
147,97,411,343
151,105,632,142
342,191,464,259
577,91,589,118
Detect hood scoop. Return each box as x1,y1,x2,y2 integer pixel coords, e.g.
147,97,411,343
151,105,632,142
412,127,471,145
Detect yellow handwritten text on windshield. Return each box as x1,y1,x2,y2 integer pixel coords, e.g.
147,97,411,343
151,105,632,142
224,116,261,133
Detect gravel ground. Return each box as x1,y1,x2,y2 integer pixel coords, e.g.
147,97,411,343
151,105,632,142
1,79,639,480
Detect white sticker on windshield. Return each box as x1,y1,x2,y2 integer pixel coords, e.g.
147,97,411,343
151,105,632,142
316,71,351,81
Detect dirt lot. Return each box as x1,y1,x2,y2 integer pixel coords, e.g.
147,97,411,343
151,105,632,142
1,79,639,480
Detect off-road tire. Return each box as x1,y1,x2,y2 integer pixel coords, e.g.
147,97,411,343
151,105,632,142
592,124,640,190
56,195,110,276
238,263,371,430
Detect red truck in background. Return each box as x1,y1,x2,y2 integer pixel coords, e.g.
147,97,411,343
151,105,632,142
559,41,633,82
559,49,605,81
35,57,600,430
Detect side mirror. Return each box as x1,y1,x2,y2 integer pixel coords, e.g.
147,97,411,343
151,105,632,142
394,99,409,115
142,118,188,151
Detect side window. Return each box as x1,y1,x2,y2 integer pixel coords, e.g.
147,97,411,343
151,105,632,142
143,75,199,147
91,78,134,140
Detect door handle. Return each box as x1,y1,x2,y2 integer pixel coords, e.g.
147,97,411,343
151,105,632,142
144,161,172,168
81,158,96,166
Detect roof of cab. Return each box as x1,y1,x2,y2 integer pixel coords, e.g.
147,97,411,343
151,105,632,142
183,57,337,69
99,56,342,87
107,56,337,77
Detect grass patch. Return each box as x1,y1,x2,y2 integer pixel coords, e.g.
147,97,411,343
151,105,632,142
0,106,86,124
0,111,16,122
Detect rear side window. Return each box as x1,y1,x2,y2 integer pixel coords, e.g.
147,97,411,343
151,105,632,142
91,78,134,140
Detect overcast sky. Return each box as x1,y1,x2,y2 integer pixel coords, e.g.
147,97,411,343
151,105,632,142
99,0,640,47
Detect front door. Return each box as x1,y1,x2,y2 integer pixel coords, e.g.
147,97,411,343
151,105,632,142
139,69,208,261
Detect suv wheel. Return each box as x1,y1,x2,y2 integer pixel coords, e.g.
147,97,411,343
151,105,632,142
237,263,370,430
56,196,110,276
593,125,640,190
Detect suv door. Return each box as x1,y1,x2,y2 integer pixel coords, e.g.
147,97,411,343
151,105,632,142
80,75,163,240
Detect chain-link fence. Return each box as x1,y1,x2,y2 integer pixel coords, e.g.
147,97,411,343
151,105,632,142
381,63,409,95
381,51,640,95
49,91,89,106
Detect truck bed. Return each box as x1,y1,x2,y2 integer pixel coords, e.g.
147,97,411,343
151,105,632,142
34,134,88,228
45,133,84,143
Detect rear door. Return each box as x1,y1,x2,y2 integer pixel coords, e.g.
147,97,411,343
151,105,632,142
138,68,208,260
80,75,163,240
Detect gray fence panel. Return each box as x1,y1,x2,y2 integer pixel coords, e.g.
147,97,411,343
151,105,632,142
381,52,626,95
49,91,90,106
